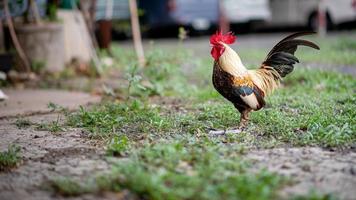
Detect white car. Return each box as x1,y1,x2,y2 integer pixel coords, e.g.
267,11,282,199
223,0,271,24
269,0,356,30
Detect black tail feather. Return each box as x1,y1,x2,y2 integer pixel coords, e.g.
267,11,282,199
270,39,320,55
266,31,318,57
263,32,320,78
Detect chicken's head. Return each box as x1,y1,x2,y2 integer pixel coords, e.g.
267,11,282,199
210,31,236,61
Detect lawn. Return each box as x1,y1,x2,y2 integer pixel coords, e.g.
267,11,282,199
41,35,356,200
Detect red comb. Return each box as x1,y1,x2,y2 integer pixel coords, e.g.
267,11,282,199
210,31,236,45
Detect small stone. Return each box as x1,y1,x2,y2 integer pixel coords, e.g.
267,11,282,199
281,162,293,169
301,164,311,172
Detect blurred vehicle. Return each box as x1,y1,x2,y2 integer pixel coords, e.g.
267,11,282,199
95,0,130,21
95,0,131,41
139,0,219,35
0,0,46,19
269,0,356,30
222,0,271,27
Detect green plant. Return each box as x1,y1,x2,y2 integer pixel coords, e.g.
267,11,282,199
67,100,173,139
291,191,337,200
125,64,147,100
178,27,188,42
106,135,130,156
50,136,286,199
14,118,32,129
0,145,21,171
49,177,89,197
47,1,58,21
31,60,45,73
103,139,284,200
36,115,65,133
47,102,66,112
108,44,191,99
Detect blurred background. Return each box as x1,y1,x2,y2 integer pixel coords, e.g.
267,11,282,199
1,2,356,199
0,0,355,97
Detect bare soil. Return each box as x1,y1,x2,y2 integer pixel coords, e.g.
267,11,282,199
0,113,119,200
1,113,355,200
247,148,356,199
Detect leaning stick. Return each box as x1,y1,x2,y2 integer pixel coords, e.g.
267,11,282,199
29,0,43,25
4,0,31,73
129,0,145,67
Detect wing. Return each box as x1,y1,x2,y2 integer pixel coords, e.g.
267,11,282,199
232,84,265,111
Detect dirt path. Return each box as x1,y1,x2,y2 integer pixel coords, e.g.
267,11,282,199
1,112,355,199
0,113,118,200
247,148,356,199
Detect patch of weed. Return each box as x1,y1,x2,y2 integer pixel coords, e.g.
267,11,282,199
106,135,130,156
0,145,21,171
47,102,69,114
291,191,337,200
14,118,32,129
51,137,283,199
61,39,355,199
67,100,174,139
249,69,355,147
103,138,284,200
109,45,190,99
48,177,90,197
124,64,148,100
36,116,65,133
68,68,355,147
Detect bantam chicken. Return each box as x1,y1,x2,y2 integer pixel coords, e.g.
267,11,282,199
210,31,320,127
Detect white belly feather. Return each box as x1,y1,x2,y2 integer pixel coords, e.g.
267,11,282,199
240,93,259,110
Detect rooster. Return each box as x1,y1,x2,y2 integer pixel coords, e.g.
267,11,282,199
210,31,320,127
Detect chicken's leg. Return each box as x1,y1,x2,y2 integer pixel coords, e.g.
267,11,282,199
239,109,251,128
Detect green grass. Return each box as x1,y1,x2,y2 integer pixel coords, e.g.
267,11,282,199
59,39,356,199
35,115,65,133
0,145,21,171
63,67,354,199
105,138,284,200
248,69,355,147
14,118,32,129
14,116,65,133
66,100,174,139
67,68,355,148
49,138,285,200
291,192,337,200
106,135,131,156
35,120,65,133
48,177,91,197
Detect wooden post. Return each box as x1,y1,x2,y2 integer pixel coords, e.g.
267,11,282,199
218,0,229,33
318,0,326,37
79,0,99,49
76,0,103,75
129,0,145,67
29,0,43,25
4,0,31,73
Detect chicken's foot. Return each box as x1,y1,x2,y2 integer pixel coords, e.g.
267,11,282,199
238,109,251,129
